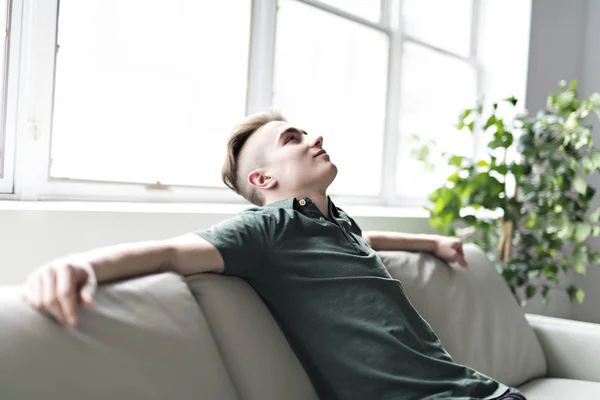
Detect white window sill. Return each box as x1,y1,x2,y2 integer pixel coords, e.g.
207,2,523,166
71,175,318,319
0,200,430,219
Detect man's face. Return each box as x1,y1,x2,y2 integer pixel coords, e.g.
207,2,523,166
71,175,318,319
248,120,338,195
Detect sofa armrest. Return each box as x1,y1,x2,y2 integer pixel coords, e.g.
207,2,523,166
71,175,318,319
526,313,600,382
0,272,239,400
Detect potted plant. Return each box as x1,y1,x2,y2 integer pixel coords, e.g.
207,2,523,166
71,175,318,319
411,81,600,306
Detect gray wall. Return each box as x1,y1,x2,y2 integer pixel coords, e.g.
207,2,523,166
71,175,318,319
525,0,600,323
525,0,587,112
570,0,600,324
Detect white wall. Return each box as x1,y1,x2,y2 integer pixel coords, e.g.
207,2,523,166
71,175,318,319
0,202,434,284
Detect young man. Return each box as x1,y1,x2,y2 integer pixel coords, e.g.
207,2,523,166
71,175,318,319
23,110,526,400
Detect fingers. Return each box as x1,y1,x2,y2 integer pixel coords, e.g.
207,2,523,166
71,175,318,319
79,284,95,309
42,268,67,325
454,244,468,268
449,240,468,268
24,264,91,328
56,265,78,327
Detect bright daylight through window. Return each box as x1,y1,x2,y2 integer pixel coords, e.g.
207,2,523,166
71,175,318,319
51,0,251,187
2,0,531,205
0,0,8,181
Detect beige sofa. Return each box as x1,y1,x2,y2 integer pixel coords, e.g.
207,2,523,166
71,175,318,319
2,244,600,399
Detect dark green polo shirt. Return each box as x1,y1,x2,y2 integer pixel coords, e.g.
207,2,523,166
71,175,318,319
196,196,508,400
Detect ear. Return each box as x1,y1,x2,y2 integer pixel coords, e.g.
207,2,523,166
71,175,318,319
248,169,277,190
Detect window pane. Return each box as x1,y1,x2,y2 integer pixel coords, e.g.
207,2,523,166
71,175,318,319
396,42,476,199
403,0,472,57
318,0,381,23
51,0,251,187
273,0,388,196
0,0,7,179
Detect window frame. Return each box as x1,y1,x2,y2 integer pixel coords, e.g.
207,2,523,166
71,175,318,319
0,0,21,194
4,0,484,206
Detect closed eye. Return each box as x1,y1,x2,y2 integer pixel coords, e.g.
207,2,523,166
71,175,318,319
285,134,299,144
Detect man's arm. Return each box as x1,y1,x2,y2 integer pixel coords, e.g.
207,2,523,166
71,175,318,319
23,233,223,328
363,231,468,267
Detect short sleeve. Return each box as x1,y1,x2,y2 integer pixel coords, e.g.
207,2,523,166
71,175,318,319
195,211,272,278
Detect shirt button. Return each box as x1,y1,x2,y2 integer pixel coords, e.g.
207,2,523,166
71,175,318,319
299,199,307,206
319,217,325,220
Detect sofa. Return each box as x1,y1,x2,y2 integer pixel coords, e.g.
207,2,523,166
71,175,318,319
1,243,600,399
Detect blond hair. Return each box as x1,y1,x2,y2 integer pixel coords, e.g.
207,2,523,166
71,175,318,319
222,109,287,206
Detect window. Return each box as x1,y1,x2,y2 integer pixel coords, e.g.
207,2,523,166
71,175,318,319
395,42,476,201
273,0,388,196
318,0,381,22
395,0,479,204
51,0,251,188
0,0,15,194
3,0,531,205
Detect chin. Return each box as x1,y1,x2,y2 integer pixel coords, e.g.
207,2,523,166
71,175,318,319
323,163,338,187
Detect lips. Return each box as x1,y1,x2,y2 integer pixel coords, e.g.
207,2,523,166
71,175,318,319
314,149,327,157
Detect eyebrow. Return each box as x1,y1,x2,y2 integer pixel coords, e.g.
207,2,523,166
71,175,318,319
277,127,308,143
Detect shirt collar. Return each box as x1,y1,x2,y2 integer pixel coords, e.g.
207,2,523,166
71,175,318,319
264,195,339,219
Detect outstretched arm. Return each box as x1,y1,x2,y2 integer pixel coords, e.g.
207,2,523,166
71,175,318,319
362,231,468,267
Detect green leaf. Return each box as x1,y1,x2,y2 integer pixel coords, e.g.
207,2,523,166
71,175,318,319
525,285,537,299
589,208,600,223
589,92,600,107
526,213,537,229
541,285,551,306
570,80,579,90
558,90,575,108
406,133,420,144
574,223,592,243
449,156,463,167
476,160,489,167
505,96,518,106
574,247,589,275
590,251,600,265
573,176,588,195
495,165,508,175
567,285,585,304
459,108,472,121
484,115,497,130
557,220,574,240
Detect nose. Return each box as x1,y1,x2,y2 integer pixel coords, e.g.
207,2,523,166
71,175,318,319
310,135,324,148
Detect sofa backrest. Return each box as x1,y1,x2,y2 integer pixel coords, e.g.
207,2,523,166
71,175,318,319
185,273,320,400
0,273,241,400
186,244,548,400
377,244,547,387
0,243,549,400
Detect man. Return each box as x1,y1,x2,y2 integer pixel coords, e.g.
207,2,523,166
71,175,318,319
23,110,526,400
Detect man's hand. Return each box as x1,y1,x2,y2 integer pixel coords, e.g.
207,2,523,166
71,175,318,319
22,256,97,328
433,236,469,268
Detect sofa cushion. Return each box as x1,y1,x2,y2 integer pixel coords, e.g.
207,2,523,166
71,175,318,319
185,273,319,400
377,243,547,387
0,273,240,400
519,378,600,399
